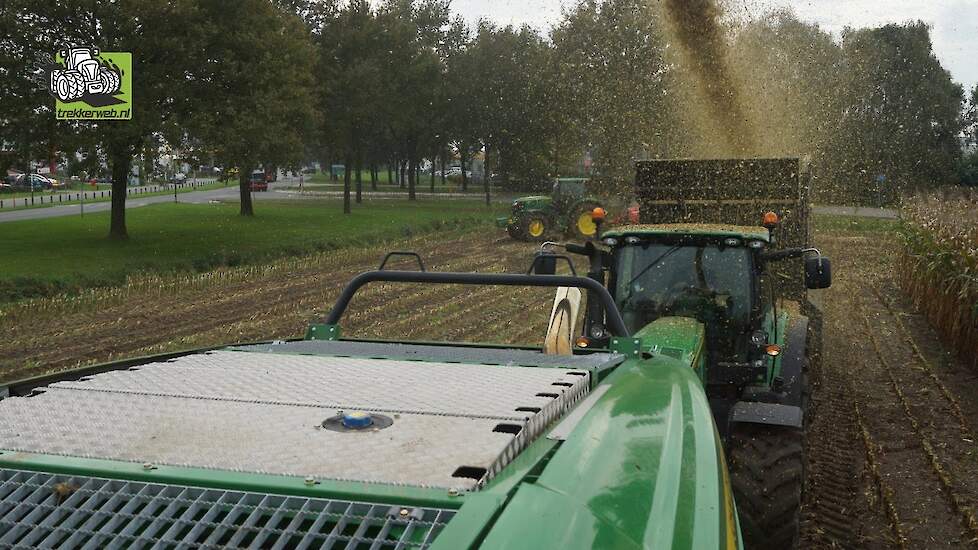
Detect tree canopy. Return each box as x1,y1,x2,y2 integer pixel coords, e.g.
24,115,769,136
1,0,972,224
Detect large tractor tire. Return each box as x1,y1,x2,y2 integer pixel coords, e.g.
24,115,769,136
567,201,602,239
520,214,550,242
54,70,85,102
728,425,804,550
100,70,121,94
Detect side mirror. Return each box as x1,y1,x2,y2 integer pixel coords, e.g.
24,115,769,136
805,256,832,289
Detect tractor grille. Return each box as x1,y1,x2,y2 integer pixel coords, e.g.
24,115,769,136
0,469,455,549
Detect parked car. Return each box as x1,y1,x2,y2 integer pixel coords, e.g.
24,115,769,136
0,182,13,193
249,170,268,192
13,174,53,191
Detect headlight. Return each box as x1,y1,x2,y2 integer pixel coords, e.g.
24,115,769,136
602,237,618,247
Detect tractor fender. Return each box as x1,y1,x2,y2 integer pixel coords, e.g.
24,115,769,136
729,401,803,429
780,315,810,407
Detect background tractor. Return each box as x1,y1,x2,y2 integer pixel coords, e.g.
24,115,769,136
497,177,605,241
49,47,121,102
549,157,830,549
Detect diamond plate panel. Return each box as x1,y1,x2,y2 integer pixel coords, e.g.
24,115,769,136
0,389,513,490
233,340,623,372
0,349,591,490
50,351,586,420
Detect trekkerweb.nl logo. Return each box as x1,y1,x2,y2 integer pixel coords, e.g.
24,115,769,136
49,46,131,120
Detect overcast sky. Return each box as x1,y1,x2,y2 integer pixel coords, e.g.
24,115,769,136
448,0,978,93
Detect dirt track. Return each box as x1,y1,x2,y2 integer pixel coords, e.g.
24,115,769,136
3,222,978,549
803,227,978,549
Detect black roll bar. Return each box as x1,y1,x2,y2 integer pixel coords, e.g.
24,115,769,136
324,270,630,337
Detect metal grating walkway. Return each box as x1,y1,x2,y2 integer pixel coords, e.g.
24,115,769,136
0,468,456,549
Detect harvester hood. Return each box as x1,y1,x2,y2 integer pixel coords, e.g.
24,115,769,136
477,335,740,550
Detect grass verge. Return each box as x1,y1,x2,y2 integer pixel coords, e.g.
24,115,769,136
0,198,502,302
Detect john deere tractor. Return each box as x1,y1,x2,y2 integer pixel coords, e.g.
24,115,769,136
497,177,604,241
544,157,831,548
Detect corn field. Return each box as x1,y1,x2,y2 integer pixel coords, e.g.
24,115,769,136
900,191,978,371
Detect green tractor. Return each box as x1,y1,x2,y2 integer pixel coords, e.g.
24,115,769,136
497,177,604,241
547,158,830,548
0,159,825,549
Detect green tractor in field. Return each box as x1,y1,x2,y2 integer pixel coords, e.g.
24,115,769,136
0,160,826,549
497,177,604,241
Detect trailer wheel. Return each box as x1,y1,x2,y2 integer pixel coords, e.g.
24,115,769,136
728,425,804,550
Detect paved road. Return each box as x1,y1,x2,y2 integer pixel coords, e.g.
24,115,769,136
0,182,301,223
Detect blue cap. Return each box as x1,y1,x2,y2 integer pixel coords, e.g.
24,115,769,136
341,411,373,429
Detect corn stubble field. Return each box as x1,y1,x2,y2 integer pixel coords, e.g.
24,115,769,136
1,203,978,549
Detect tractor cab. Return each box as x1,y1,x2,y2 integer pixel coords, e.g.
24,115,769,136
65,48,100,79
551,177,588,209
604,225,767,363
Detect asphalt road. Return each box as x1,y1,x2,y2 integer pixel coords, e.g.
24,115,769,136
0,182,298,224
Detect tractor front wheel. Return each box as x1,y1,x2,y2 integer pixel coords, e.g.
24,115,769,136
506,223,522,240
55,71,85,102
728,424,804,550
568,201,602,239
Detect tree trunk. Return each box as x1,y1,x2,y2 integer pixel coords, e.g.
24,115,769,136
108,145,131,239
399,161,406,189
343,155,352,214
387,163,393,187
238,165,254,216
440,153,447,187
49,142,58,177
430,157,435,193
483,144,491,206
460,149,468,192
370,163,377,191
355,154,362,203
408,159,416,201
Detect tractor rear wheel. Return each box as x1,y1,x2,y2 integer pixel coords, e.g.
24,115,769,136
100,70,121,94
728,425,804,550
568,201,602,239
520,214,549,241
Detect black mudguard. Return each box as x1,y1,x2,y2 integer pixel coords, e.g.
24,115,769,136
781,315,809,408
728,315,809,430
729,401,803,429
